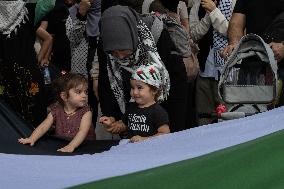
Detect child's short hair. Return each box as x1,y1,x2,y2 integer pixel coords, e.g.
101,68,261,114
52,73,87,105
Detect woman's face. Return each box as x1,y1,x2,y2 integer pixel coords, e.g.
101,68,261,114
111,50,135,66
112,50,133,59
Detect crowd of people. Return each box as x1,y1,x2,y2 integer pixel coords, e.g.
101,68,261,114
1,0,284,152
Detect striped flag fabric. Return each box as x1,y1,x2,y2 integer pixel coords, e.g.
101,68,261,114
1,106,284,189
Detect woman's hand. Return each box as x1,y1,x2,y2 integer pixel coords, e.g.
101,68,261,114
79,0,92,16
220,43,238,58
40,58,49,67
102,120,126,134
100,116,125,133
99,116,115,127
18,138,35,146
201,0,217,13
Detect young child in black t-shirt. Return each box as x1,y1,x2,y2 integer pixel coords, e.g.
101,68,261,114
99,64,170,143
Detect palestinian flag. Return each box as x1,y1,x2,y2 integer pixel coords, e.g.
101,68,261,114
1,98,284,189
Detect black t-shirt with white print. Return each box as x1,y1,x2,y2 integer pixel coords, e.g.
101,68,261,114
122,103,169,138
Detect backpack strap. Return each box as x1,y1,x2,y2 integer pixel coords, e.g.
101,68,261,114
162,15,191,57
142,0,155,14
140,13,164,44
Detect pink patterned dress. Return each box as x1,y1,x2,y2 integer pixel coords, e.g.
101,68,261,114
50,103,96,141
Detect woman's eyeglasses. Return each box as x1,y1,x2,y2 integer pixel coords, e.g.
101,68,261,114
109,53,135,66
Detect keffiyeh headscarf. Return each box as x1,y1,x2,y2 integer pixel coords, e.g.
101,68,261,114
101,5,170,113
132,64,165,101
213,0,233,68
0,0,29,37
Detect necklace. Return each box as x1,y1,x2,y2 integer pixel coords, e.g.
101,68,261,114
64,109,77,119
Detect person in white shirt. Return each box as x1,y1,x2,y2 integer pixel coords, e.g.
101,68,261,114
189,0,236,125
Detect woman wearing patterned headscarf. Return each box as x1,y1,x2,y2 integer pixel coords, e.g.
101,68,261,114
99,5,189,132
100,5,170,113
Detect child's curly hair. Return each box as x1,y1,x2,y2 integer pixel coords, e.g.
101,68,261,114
148,84,161,102
52,73,88,105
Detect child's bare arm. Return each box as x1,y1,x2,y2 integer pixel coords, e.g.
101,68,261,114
58,111,92,153
154,124,170,136
18,113,54,146
130,124,170,143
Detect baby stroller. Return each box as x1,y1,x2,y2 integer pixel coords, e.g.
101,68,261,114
217,34,278,121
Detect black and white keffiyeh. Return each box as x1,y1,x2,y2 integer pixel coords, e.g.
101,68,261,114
107,19,170,113
101,6,170,113
0,0,29,38
212,0,232,68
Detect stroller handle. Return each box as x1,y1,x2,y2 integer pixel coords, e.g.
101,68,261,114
220,112,245,120
199,112,256,120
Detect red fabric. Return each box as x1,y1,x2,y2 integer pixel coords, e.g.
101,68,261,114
216,104,227,118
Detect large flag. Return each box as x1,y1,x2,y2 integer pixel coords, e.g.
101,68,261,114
1,99,284,188
73,129,284,189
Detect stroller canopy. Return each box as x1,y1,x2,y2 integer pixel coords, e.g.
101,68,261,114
219,34,278,104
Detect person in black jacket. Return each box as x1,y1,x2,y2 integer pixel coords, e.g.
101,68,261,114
221,0,284,106
0,1,46,127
